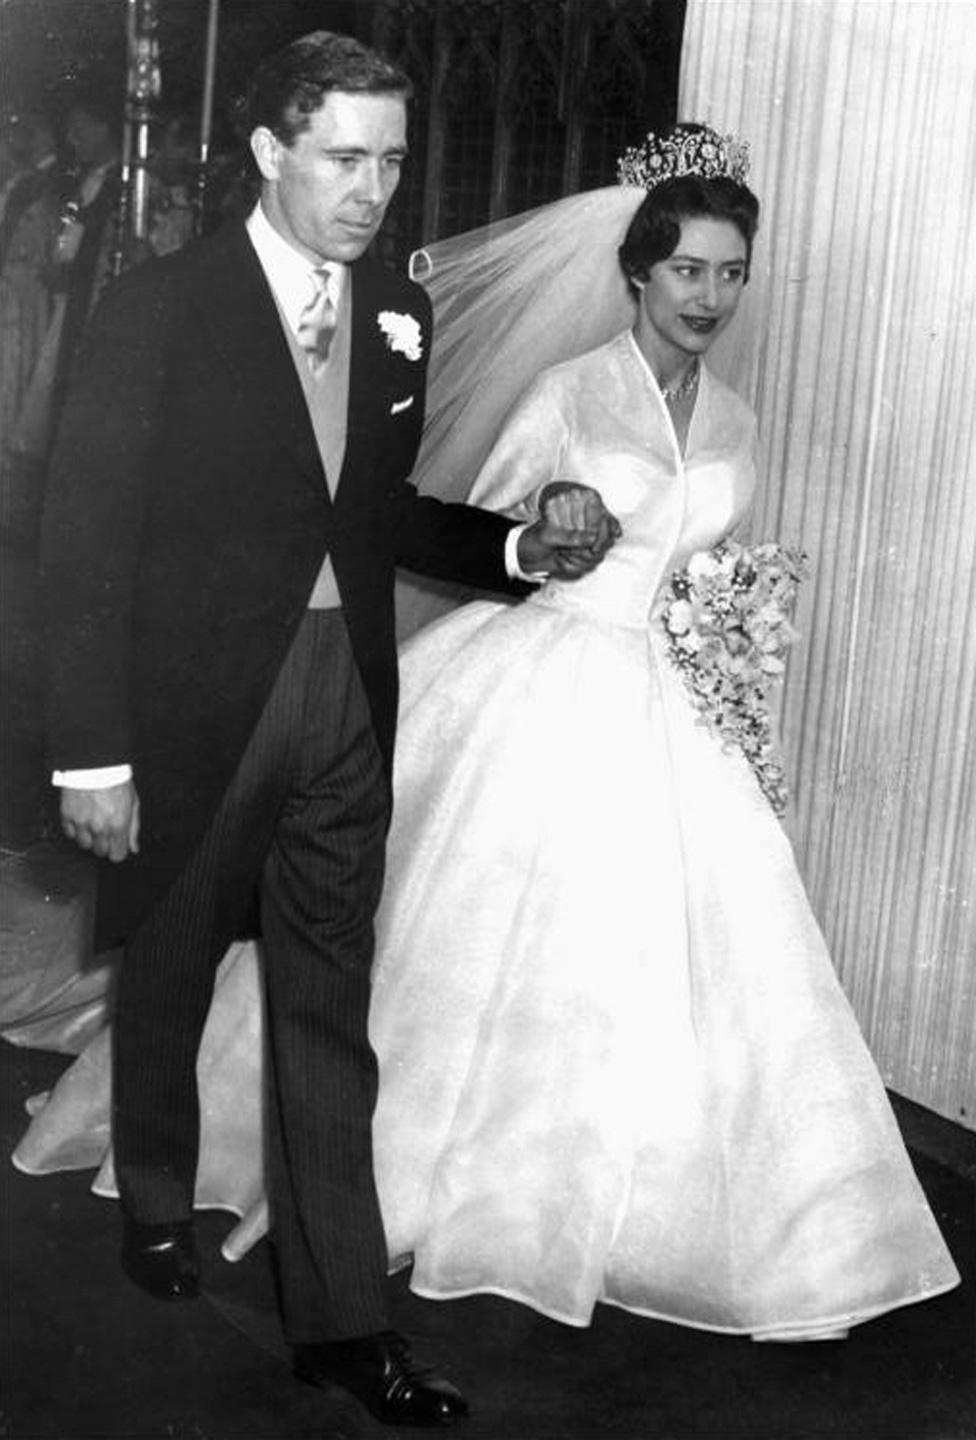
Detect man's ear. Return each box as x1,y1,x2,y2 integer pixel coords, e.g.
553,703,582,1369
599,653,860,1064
250,127,282,182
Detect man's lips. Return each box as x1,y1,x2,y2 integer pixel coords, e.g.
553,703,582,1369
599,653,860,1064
681,315,718,333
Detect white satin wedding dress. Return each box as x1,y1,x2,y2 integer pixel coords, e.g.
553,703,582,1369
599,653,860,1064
14,333,960,1339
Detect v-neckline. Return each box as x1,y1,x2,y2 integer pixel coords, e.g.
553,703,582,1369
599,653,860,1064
627,331,701,466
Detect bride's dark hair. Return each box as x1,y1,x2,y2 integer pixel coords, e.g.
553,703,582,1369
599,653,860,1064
618,174,760,286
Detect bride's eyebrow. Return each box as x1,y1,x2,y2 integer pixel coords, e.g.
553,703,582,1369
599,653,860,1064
673,254,748,270
670,252,745,265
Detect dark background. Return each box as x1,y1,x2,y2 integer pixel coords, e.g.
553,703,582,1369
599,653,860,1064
0,0,687,258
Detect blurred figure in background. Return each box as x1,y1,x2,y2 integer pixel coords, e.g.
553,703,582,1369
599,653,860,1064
0,108,62,536
54,90,124,396
0,127,26,230
3,89,122,532
0,108,60,269
146,110,199,257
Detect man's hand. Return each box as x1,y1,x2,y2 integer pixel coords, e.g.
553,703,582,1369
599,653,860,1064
60,781,140,863
517,482,621,580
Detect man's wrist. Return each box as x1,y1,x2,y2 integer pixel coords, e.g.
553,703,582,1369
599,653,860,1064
506,523,548,584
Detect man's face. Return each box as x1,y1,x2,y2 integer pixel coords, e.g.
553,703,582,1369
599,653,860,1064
251,90,408,264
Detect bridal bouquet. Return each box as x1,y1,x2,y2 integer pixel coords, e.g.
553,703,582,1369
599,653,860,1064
660,540,807,815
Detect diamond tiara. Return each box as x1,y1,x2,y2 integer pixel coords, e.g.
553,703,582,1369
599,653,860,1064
617,125,751,192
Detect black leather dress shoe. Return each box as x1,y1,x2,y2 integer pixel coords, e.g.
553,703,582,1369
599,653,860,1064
121,1219,200,1301
293,1330,468,1428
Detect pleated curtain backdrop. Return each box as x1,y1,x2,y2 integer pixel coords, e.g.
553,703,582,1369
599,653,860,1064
680,0,976,1126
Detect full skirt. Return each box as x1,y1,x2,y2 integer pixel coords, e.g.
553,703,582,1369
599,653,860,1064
12,593,960,1337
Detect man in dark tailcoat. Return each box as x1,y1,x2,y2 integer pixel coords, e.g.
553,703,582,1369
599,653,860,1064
40,31,615,1430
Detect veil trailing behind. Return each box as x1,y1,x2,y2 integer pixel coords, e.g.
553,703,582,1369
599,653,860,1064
395,185,642,637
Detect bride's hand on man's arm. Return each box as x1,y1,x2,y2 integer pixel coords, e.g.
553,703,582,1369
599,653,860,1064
516,482,621,580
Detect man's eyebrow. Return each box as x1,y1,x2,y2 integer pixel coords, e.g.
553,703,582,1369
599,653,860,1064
322,144,409,157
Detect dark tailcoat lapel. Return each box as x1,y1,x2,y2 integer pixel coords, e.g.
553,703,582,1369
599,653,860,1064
338,258,428,509
184,224,329,501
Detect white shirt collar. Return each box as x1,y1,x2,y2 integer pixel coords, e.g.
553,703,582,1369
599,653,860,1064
246,201,346,336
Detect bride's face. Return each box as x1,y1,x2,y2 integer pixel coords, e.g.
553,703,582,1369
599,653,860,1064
634,215,748,364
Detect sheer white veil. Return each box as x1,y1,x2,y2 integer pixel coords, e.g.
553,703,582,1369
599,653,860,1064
395,184,644,639
408,185,645,502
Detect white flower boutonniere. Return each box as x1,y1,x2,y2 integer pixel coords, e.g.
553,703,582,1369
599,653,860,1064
377,310,423,361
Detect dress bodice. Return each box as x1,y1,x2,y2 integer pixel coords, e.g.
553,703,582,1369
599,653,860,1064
468,331,757,629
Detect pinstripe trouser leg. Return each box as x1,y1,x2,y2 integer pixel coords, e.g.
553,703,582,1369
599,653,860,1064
113,609,391,1339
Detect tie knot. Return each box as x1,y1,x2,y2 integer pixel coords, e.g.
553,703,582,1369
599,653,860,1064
299,266,337,371
310,264,333,299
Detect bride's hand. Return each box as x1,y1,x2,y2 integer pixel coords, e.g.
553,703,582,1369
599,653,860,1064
517,482,621,580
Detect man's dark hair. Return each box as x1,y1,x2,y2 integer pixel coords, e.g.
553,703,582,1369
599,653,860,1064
618,174,760,285
242,30,413,146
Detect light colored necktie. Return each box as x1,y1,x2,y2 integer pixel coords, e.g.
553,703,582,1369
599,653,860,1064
297,265,336,373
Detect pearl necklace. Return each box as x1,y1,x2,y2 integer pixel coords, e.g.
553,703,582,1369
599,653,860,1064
658,361,700,403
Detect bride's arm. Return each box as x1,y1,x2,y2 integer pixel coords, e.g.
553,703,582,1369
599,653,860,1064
466,372,568,520
469,371,619,577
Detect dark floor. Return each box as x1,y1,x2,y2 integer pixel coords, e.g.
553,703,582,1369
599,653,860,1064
2,1034,974,1440
3,523,976,1440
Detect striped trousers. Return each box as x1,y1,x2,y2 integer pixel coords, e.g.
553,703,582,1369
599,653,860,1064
112,610,391,1341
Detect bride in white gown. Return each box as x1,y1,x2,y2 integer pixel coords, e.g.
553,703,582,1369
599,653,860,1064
14,126,959,1339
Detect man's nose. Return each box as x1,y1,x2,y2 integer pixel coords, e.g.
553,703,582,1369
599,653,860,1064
355,161,387,207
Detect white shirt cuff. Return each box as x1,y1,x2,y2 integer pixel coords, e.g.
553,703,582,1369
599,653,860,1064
505,523,547,584
53,765,133,788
